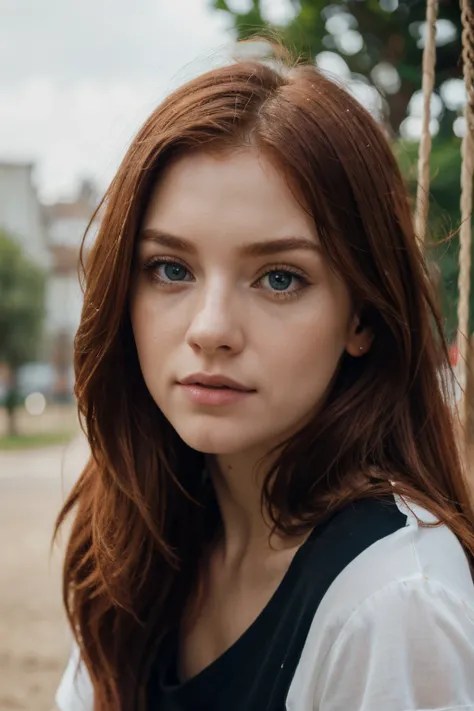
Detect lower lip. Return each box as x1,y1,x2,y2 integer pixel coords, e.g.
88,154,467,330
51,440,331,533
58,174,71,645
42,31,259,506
179,384,254,406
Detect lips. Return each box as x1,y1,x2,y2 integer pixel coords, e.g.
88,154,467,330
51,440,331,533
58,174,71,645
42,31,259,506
179,373,254,392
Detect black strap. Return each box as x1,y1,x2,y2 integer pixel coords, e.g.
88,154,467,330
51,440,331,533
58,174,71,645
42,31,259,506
251,496,407,711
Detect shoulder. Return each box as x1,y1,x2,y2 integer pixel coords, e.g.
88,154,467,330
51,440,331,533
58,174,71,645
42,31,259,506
55,642,93,711
324,494,474,608
287,496,474,711
304,575,474,711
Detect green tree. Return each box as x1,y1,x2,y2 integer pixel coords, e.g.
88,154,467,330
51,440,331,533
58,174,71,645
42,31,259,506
0,230,46,435
394,138,471,341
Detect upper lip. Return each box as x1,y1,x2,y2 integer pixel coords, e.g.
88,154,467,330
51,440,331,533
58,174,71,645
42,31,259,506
179,373,254,392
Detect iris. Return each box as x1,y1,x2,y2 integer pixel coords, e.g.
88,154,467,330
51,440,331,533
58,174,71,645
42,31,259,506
268,271,293,291
164,263,188,281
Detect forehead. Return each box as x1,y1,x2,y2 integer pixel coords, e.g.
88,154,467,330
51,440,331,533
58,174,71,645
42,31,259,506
142,149,318,243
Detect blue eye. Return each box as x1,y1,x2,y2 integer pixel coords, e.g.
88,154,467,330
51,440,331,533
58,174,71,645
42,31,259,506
162,263,189,281
256,268,310,299
267,271,294,291
143,259,192,284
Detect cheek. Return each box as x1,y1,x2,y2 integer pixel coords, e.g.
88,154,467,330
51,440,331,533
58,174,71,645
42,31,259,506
130,292,170,376
264,304,348,399
131,287,177,341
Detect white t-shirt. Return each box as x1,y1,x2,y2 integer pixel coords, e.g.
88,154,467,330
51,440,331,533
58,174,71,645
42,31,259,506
56,497,474,711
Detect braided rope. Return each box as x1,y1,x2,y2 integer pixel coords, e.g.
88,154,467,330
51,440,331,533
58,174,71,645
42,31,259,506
415,0,438,244
456,0,474,430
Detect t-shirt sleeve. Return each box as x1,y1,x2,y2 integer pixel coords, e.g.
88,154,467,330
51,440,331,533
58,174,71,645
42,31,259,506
316,577,474,711
55,643,94,711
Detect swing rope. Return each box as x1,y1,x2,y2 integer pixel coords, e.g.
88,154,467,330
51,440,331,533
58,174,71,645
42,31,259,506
456,0,474,431
416,0,474,440
415,0,439,244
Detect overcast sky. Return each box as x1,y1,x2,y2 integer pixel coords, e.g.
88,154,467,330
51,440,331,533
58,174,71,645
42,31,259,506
2,1,466,203
1,0,237,202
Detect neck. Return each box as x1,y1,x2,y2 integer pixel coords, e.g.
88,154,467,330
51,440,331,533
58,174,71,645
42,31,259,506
206,449,291,559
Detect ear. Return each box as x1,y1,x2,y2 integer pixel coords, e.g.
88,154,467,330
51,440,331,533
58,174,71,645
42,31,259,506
345,313,374,357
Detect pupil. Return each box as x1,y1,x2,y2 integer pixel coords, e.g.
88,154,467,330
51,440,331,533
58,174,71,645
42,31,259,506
165,264,186,281
269,271,292,291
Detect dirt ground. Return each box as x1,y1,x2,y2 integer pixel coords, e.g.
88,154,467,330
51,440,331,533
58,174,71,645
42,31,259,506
0,432,89,711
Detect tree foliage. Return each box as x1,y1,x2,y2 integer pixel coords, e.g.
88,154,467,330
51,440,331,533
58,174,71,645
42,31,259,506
0,230,45,431
395,138,468,340
0,230,45,368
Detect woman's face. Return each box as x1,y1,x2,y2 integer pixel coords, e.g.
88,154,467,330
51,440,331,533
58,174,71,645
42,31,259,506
130,149,366,456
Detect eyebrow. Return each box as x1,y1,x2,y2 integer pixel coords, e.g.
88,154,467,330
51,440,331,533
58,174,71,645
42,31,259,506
139,228,321,257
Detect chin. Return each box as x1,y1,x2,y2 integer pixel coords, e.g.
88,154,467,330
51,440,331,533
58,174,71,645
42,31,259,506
172,421,260,456
178,433,244,455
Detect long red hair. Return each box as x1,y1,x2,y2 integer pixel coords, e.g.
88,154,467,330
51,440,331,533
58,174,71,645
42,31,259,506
56,55,474,710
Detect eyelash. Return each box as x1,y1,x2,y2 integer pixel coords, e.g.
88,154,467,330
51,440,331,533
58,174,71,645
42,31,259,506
141,256,311,300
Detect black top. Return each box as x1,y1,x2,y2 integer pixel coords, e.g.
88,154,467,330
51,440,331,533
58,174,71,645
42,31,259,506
146,496,407,711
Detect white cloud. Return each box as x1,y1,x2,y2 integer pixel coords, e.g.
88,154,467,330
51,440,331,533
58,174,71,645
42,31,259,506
0,0,233,200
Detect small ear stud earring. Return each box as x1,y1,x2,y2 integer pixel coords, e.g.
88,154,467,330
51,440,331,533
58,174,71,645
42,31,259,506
359,346,364,351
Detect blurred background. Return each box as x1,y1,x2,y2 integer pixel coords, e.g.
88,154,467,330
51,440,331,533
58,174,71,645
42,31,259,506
0,1,471,709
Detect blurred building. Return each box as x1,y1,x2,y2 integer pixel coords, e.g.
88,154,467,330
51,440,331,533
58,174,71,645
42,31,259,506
0,162,50,269
43,180,100,399
0,162,100,401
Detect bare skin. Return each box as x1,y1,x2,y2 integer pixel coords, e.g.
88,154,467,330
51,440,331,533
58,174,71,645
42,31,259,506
179,532,305,680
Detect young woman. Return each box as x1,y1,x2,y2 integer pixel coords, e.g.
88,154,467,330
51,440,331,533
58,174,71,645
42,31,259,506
55,55,474,711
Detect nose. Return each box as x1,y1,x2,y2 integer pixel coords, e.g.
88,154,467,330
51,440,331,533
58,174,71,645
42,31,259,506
185,279,244,356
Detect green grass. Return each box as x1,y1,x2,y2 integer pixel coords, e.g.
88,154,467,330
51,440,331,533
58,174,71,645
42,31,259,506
0,430,76,450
